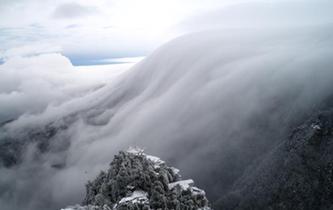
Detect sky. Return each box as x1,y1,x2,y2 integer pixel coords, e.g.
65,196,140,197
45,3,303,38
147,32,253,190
1,0,332,65
0,0,247,65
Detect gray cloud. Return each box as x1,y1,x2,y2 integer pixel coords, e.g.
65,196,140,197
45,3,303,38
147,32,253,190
52,3,98,19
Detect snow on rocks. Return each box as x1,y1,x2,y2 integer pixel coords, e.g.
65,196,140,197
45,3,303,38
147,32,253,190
168,179,194,191
118,190,148,205
311,123,321,130
61,148,211,210
61,204,111,210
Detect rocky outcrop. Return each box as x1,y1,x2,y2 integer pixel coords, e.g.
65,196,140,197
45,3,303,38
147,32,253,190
216,109,333,210
62,148,211,210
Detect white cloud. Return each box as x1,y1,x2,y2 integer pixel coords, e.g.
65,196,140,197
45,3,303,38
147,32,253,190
1,22,333,210
1,43,62,60
52,3,98,19
1,1,333,210
0,52,132,124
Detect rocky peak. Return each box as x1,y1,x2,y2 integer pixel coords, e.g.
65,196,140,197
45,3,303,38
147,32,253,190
62,147,211,210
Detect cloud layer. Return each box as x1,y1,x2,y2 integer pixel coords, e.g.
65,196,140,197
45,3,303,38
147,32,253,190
1,23,333,210
0,51,131,124
1,1,333,210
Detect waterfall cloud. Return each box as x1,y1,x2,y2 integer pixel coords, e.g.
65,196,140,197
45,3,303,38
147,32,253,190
1,1,333,210
0,50,131,124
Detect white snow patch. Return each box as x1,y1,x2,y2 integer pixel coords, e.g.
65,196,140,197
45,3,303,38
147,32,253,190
146,155,165,165
61,205,107,210
126,147,164,169
192,187,206,196
311,123,321,130
198,207,212,210
168,179,194,191
126,147,144,155
119,190,148,204
171,167,180,175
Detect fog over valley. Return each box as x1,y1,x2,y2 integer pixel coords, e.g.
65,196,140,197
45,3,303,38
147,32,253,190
1,1,333,210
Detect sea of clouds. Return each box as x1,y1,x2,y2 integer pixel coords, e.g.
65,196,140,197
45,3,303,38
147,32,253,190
1,1,333,210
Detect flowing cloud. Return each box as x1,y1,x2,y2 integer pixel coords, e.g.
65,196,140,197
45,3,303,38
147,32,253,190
1,43,62,60
52,3,98,19
1,23,333,210
0,50,131,125
1,1,333,210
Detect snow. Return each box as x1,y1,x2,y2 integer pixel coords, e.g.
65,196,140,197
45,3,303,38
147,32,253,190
171,167,180,175
118,190,148,204
126,147,144,155
311,124,321,130
168,179,194,190
198,207,212,210
192,187,206,196
61,205,102,210
146,155,165,166
126,147,164,169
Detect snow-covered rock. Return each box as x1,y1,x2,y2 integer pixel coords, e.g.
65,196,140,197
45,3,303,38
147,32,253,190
61,204,110,210
118,190,148,205
168,179,194,191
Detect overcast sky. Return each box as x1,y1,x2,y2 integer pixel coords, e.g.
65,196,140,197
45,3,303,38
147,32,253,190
0,0,332,65
0,0,235,65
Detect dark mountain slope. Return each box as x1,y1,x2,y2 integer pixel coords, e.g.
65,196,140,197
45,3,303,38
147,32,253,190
216,108,333,209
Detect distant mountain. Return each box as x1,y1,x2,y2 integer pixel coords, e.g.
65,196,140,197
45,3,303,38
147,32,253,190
62,148,211,210
215,108,333,209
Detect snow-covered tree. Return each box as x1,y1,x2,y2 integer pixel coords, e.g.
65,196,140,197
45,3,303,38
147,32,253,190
62,148,211,210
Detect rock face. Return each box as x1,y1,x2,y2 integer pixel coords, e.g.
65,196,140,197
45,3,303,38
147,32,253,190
62,148,211,210
216,109,333,209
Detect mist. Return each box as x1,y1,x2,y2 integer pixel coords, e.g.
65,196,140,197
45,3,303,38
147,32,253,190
1,1,333,210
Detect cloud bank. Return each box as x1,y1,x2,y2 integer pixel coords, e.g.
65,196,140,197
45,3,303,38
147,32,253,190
1,1,333,210
0,50,131,125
